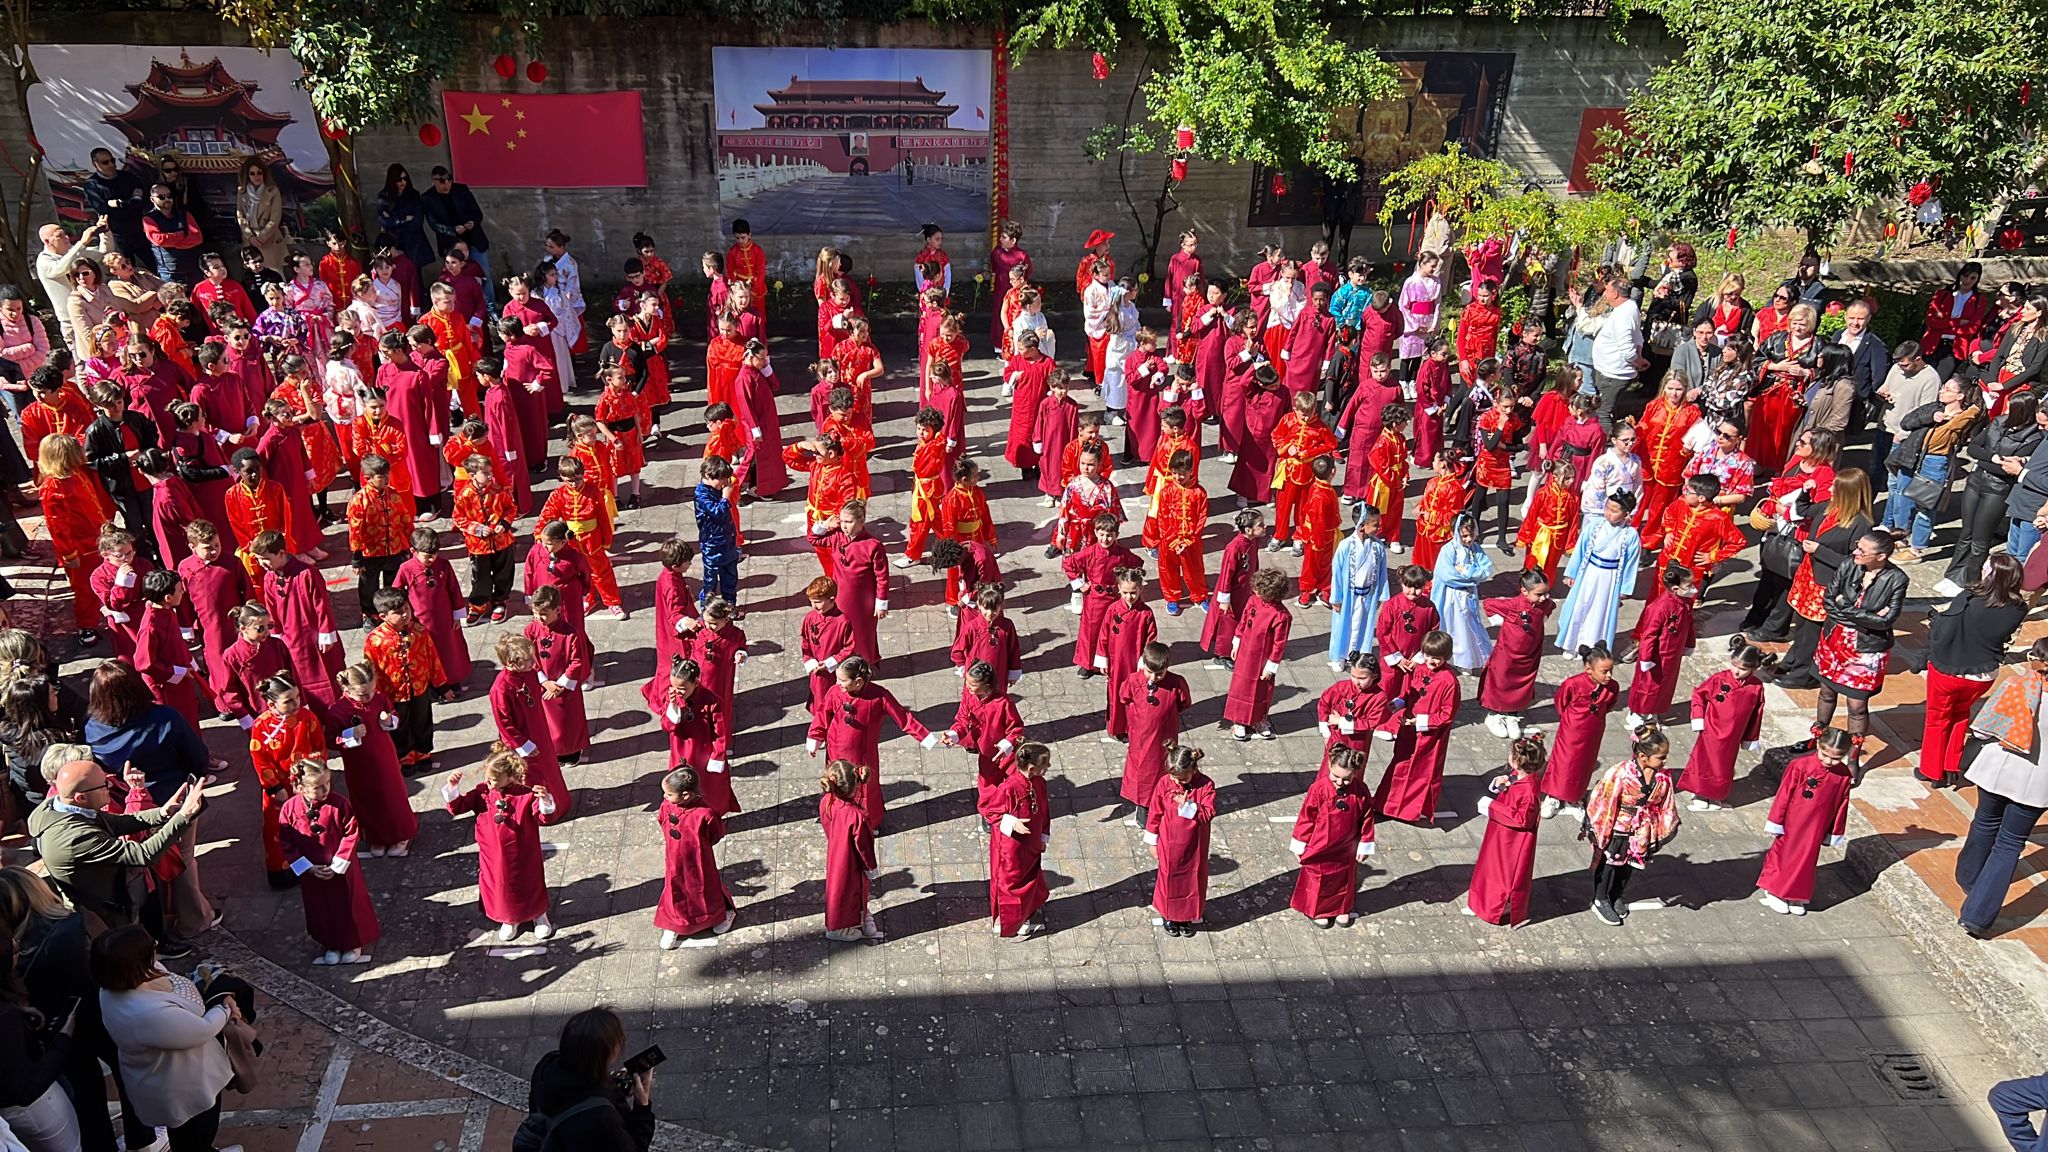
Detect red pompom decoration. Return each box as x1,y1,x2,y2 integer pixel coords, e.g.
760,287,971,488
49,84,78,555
525,60,547,84
1269,171,1288,197
1907,180,1934,206
1843,149,1854,177
1726,226,1739,251
418,123,442,148
1884,221,1899,239
1091,52,1110,81
1999,226,2025,252
1174,124,1194,151
865,274,878,290
493,53,516,79
1170,156,1187,181
319,119,344,141
2024,81,2033,107
1893,112,1912,128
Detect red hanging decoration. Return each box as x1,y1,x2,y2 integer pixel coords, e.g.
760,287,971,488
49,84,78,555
1893,112,1912,128
319,119,346,141
2024,81,2034,107
1843,149,1855,177
1174,124,1194,151
1999,226,2025,252
1091,52,1110,81
418,123,442,148
1907,180,1934,206
493,53,516,79
1884,221,1899,239
1170,156,1187,181
525,60,548,84
1726,226,1739,251
1269,171,1288,197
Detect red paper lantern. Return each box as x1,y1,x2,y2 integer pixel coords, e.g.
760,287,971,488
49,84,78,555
493,53,516,79
1999,226,2025,252
1843,149,1855,177
1170,156,1187,181
1269,171,1288,197
1174,124,1194,151
2024,81,2033,106
1091,52,1109,81
1907,180,1934,206
1884,221,1899,238
1726,226,1739,251
525,60,548,84
418,123,442,148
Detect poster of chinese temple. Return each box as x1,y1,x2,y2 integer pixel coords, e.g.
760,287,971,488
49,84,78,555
1247,52,1515,229
713,47,992,236
28,45,336,236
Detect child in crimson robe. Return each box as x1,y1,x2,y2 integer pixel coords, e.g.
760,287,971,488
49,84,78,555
394,528,472,690
1064,514,1144,676
812,501,890,665
1053,440,1121,557
1756,728,1854,915
654,766,736,948
568,417,621,529
819,759,883,943
216,603,290,729
256,398,324,558
903,410,948,563
654,537,703,676
1586,725,1682,926
443,750,557,942
476,361,534,515
1374,565,1440,701
942,661,1026,813
595,369,649,510
134,570,201,728
1270,392,1340,552
1225,568,1294,741
733,339,789,498
278,761,379,965
1412,336,1453,468
90,529,151,660
1143,404,1201,501
1316,655,1397,769
37,436,116,644
537,456,625,619
687,597,748,741
1289,744,1375,927
1097,568,1158,738
525,585,594,765
1121,328,1169,464
1516,459,1581,582
1295,456,1342,606
1478,570,1556,739
138,451,203,571
643,655,736,822
981,742,1053,939
452,456,518,623
1144,450,1209,615
1118,642,1192,824
1624,566,1698,730
524,522,594,638
490,635,572,811
1147,745,1216,938
1003,332,1056,479
1465,732,1546,927
806,656,937,829
362,588,450,770
1032,373,1081,501
495,319,551,475
1540,643,1621,819
950,581,1021,689
330,664,417,856
800,576,857,725
937,461,997,608
926,360,967,481
1472,389,1523,546
1677,639,1773,810
251,674,326,888
1339,354,1403,500
256,533,345,707
1201,510,1267,670
1375,630,1461,824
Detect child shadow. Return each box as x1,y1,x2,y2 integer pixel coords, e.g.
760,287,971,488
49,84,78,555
886,877,994,941
1201,870,1297,930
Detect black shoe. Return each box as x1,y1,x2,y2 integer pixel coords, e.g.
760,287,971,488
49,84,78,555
1076,668,1098,679
155,938,197,961
267,869,300,890
1744,630,1791,644
1591,898,1623,926
559,753,582,767
78,629,99,648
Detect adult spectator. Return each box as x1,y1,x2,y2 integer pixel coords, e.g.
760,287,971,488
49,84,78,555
1779,248,1830,312
1835,299,1890,462
1668,317,1717,395
0,926,78,1152
1763,467,1872,690
1941,391,2044,597
525,1008,655,1152
0,671,77,830
1920,262,1987,382
1873,340,1941,479
0,866,154,1152
1792,345,1858,444
1962,282,2028,391
233,159,287,272
26,758,203,944
422,167,490,278
1572,274,1644,432
64,260,119,354
1691,272,1754,346
32,223,106,345
153,155,212,243
85,663,218,943
2006,422,2048,564
1977,294,2048,417
0,288,49,420
1924,554,2029,789
1883,376,1982,564
139,185,202,286
1955,637,2048,937
101,251,163,331
89,923,240,1152
79,149,150,262
1988,1071,2048,1149
1810,529,1907,764
375,166,434,296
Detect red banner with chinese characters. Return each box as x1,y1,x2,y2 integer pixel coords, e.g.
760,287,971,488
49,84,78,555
441,91,647,188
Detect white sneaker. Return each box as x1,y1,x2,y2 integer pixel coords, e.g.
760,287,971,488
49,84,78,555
714,909,736,934
341,950,371,964
659,930,680,951
1688,798,1722,812
1484,713,1509,738
1933,578,1964,599
1540,796,1562,819
1291,540,1304,558
1759,893,1791,914
824,927,864,942
602,606,627,621
533,915,556,940
893,557,916,569
1389,542,1406,555
1123,811,1140,827
1220,452,1239,464
1014,917,1041,938
496,922,519,942
387,841,411,858
1561,804,1586,821
1254,723,1276,740
1233,724,1251,742
1313,917,1334,928
1459,902,1476,916
859,912,886,940
1624,712,1645,731
1329,660,1345,673
1334,912,1354,926
1503,716,1523,737
313,950,340,966
1787,903,1807,916
365,845,386,858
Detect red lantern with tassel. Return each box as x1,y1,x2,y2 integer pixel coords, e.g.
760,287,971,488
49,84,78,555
1174,124,1194,151
525,60,548,84
1726,226,1739,251
418,123,442,148
1170,156,1187,181
1269,171,1288,197
1999,226,2025,252
1091,53,1109,81
1893,112,1912,128
1843,149,1855,177
493,53,516,79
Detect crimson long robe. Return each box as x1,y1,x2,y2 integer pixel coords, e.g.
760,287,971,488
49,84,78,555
1200,534,1258,658
1677,669,1767,802
396,555,472,684
820,792,878,931
217,635,291,725
1224,599,1292,726
1032,394,1080,499
488,670,571,814
655,798,730,935
327,691,418,848
256,423,321,555
1063,543,1143,671
133,601,200,727
1098,599,1158,737
642,680,736,818
950,612,1021,687
1467,771,1540,925
482,382,535,515
89,560,149,660
525,616,592,757
807,682,932,828
1119,671,1191,807
262,558,344,706
522,543,592,636
1226,376,1288,502
734,363,789,497
152,478,204,571
1316,681,1397,766
1540,672,1619,805
979,770,1050,935
1004,354,1056,468
800,608,857,723
654,568,701,678
447,783,550,923
1626,589,1696,715
1477,596,1554,713
949,689,1024,809
1375,594,1441,701
1289,771,1374,918
1374,666,1460,823
816,529,888,663
176,554,247,710
278,792,381,951
1756,754,1851,903
687,623,748,740
1146,770,1215,922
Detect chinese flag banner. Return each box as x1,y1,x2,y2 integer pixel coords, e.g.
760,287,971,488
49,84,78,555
441,91,647,188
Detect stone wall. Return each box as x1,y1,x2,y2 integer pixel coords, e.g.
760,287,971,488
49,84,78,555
16,13,1672,299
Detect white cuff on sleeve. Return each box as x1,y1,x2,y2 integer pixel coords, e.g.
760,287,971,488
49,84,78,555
920,732,941,750
1356,841,1375,861
240,715,257,731
999,813,1026,837
329,856,351,875
1485,615,1503,627
1415,715,1433,733
1144,831,1159,846
806,738,820,754
115,569,138,588
873,601,889,612
1288,838,1307,856
1093,655,1109,669
1262,661,1280,677
707,759,727,774
996,739,1014,756
440,784,461,803
1691,718,1706,731
803,658,820,674
1765,820,1785,835
1742,740,1763,751
1825,834,1847,848
536,793,557,815
318,631,340,646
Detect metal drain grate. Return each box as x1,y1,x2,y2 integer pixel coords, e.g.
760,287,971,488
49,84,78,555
1866,1051,1951,1102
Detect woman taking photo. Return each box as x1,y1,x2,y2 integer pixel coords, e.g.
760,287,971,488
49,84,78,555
1751,303,1826,475
524,1007,655,1151
1940,390,2044,597
1956,637,2048,937
91,924,239,1152
1924,554,2029,787
1765,469,1875,689
1738,428,1840,641
1883,377,1983,564
374,165,434,296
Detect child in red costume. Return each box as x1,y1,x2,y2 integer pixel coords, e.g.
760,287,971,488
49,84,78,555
1295,455,1342,606
536,456,624,618
1143,449,1209,614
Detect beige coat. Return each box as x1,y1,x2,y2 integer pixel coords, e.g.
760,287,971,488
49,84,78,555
237,178,288,269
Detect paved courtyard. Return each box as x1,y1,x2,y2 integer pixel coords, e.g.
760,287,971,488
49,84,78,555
14,326,2042,1151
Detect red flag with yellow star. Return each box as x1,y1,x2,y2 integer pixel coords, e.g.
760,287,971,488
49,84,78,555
440,91,647,188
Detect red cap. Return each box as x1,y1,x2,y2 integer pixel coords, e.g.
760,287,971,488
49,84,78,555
1085,229,1115,249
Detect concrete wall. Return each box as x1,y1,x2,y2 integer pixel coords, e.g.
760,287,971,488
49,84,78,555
15,13,1672,298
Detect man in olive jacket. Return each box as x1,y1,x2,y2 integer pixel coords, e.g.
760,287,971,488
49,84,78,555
28,758,204,935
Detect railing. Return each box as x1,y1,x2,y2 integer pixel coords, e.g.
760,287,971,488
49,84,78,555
718,155,828,200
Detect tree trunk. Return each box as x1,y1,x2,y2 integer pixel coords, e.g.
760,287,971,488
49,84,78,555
321,130,370,263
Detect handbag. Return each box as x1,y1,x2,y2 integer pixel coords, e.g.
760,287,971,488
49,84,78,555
1905,473,1950,512
1760,530,1804,578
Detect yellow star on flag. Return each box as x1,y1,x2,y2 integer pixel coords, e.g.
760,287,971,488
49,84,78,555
501,97,513,108
459,103,494,135
515,110,526,121
506,140,518,151
518,129,528,139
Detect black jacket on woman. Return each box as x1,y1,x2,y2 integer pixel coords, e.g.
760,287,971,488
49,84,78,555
1892,399,1977,471
526,1051,654,1152
0,997,69,1110
1929,592,2028,678
1982,326,2048,395
1823,561,1909,653
1962,413,2045,499
1804,510,1873,588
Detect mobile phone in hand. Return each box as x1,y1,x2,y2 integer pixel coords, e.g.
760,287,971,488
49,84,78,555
622,1044,666,1076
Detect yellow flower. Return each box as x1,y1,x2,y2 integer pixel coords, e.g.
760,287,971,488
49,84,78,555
974,272,986,283
1137,272,1151,284
773,280,785,291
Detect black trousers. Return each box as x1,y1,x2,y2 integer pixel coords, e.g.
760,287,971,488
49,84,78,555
1776,616,1824,682
1591,852,1636,906
1944,482,2012,585
392,693,434,763
68,1020,156,1151
167,1099,222,1152
355,553,405,624
1741,568,1796,636
468,546,514,608
114,491,156,559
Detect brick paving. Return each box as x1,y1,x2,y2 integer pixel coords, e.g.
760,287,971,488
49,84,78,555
9,325,2044,1150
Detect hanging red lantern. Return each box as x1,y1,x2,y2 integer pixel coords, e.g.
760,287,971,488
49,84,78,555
319,119,345,141
493,53,516,79
525,60,548,84
2024,81,2033,107
1269,171,1288,197
1174,124,1194,151
1726,226,1739,251
1170,156,1187,181
418,123,442,148
1893,112,1912,128
1907,180,1934,206
1843,149,1855,177
1091,52,1109,81
1884,221,1899,239
1999,226,2025,252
